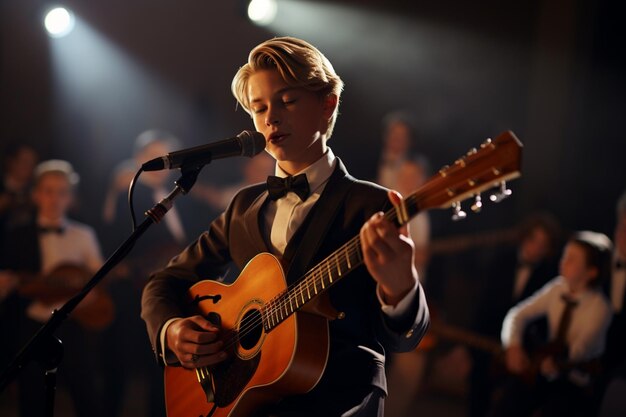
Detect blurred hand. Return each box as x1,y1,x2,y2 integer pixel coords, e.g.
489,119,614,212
166,315,227,369
540,356,559,379
505,345,530,375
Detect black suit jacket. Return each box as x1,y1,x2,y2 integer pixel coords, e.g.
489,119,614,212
141,159,430,407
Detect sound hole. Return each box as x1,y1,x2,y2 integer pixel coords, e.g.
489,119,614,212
239,308,263,350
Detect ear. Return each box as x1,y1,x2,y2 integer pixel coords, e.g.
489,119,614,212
322,94,338,119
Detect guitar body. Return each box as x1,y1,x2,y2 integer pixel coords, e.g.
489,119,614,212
18,264,115,331
164,253,329,417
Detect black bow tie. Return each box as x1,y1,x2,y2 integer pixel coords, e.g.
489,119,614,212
266,174,310,201
38,225,65,235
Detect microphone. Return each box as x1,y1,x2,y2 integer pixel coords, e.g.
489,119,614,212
141,130,266,171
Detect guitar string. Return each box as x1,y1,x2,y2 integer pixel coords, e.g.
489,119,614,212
214,204,408,353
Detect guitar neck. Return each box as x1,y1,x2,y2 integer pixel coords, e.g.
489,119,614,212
263,235,365,331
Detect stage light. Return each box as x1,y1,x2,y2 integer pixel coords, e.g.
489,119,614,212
247,0,277,26
44,7,75,38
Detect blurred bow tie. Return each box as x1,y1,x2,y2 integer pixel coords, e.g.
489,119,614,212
616,260,625,270
560,293,579,306
266,174,310,201
37,225,65,235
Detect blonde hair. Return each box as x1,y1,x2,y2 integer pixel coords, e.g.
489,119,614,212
232,37,344,138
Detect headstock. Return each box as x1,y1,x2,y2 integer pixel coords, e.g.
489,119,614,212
399,130,523,223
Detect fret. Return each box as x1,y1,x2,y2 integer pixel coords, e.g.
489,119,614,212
313,274,318,294
306,278,311,299
335,254,342,276
327,261,333,283
345,245,351,268
299,283,305,304
288,294,294,312
320,268,326,289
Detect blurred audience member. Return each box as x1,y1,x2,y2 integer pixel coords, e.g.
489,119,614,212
0,159,104,417
489,231,613,417
0,143,38,242
468,212,561,417
597,189,626,416
384,155,431,417
191,150,274,211
376,111,416,189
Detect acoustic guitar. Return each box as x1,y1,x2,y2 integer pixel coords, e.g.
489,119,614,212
164,131,523,417
18,263,115,331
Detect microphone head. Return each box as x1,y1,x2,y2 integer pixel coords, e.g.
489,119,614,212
237,130,266,157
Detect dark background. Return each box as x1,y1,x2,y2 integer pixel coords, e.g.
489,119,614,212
1,1,625,415
2,0,625,240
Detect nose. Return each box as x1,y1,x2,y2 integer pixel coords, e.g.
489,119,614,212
264,106,280,127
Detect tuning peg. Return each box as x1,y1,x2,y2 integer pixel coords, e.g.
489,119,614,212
452,201,467,221
471,194,483,213
489,181,512,203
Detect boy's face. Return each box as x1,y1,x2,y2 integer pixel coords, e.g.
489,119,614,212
247,69,333,174
32,172,73,220
559,242,597,290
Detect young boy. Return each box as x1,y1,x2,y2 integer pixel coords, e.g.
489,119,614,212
141,37,430,416
0,159,104,417
489,231,613,417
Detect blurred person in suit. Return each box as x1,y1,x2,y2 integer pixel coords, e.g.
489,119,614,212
0,159,104,417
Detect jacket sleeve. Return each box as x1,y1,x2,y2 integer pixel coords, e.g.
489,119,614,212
375,278,430,353
140,204,233,358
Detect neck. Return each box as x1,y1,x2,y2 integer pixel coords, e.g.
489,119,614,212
38,214,64,227
278,142,327,176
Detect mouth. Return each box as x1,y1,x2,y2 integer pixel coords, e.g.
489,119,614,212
268,132,289,144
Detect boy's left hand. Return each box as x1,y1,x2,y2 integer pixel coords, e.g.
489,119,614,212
360,190,418,306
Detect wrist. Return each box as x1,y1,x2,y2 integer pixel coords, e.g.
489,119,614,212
380,281,414,307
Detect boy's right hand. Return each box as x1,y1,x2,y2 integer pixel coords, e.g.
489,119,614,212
166,315,228,369
505,345,529,375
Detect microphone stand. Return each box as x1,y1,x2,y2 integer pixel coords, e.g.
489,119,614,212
0,165,203,417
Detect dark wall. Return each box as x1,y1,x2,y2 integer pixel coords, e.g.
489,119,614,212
1,0,624,243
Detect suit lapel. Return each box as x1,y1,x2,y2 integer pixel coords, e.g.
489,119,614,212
243,190,271,254
282,159,354,284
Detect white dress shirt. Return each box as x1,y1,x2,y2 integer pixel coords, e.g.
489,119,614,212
28,216,104,322
501,276,612,361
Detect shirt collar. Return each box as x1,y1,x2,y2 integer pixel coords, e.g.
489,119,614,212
275,148,337,195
